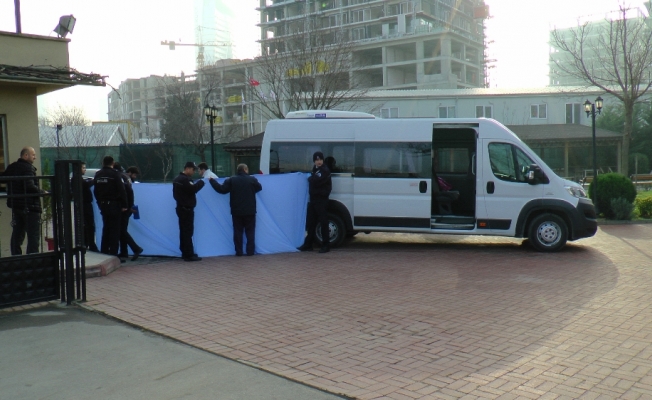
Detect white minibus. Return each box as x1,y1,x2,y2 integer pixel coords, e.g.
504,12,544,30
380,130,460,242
260,111,597,252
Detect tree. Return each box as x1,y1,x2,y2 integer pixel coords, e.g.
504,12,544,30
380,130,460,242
249,26,369,119
550,3,652,174
40,104,91,127
158,73,222,160
597,103,652,174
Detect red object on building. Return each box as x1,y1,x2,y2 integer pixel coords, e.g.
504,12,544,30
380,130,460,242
473,5,489,19
249,78,260,86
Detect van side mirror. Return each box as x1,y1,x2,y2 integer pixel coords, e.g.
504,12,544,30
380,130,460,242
526,164,547,185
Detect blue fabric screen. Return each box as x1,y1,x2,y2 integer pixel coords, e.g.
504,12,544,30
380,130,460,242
94,173,309,257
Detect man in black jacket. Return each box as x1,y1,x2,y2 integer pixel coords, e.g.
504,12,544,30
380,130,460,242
209,164,262,256
298,151,332,253
3,147,44,255
173,161,205,262
114,163,143,262
93,156,128,256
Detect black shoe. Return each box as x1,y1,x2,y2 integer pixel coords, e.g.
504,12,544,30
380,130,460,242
298,244,313,252
119,257,127,263
131,247,143,261
318,246,330,253
183,256,202,262
235,253,243,257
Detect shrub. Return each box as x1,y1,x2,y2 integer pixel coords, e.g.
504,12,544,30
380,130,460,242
588,173,637,219
610,198,634,220
636,197,652,218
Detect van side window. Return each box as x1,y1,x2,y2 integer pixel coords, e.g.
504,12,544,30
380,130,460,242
269,142,354,173
488,143,535,183
356,142,431,178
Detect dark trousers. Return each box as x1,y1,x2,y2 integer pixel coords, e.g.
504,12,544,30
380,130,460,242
304,198,329,247
232,214,256,256
176,206,195,258
98,202,122,256
119,210,140,257
83,204,98,252
10,209,41,255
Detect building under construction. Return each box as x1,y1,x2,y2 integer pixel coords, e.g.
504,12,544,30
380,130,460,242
257,0,489,89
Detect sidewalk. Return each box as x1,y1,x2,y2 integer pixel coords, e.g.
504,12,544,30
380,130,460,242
0,304,345,400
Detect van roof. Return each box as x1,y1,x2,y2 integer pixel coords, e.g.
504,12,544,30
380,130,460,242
285,110,375,119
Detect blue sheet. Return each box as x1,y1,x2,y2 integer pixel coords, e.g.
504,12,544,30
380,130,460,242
93,173,309,257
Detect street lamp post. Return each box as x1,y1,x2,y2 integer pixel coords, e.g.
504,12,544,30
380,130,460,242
56,124,62,159
584,96,603,212
204,104,218,171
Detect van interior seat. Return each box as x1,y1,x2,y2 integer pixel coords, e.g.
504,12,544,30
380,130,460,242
433,174,459,215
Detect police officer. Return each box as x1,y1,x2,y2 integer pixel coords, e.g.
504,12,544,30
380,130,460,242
93,155,127,256
298,151,332,253
173,161,205,261
114,162,143,262
209,163,262,256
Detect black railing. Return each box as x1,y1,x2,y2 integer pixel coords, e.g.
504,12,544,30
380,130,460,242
0,160,87,308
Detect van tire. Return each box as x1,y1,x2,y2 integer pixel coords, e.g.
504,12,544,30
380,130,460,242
528,213,568,252
316,213,346,248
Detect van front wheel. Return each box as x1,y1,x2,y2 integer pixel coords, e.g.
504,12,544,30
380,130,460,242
316,213,346,248
528,214,568,252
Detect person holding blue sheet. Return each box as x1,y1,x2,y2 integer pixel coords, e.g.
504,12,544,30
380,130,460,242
209,164,262,256
173,161,205,262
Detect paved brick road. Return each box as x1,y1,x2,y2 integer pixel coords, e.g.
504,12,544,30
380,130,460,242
84,225,652,399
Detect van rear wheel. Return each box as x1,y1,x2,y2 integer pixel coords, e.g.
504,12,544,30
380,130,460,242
528,213,568,252
316,213,346,248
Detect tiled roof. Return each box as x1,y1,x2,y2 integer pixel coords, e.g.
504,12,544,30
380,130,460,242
224,132,264,151
39,125,125,147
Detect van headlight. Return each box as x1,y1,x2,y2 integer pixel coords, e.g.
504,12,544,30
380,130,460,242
565,185,587,198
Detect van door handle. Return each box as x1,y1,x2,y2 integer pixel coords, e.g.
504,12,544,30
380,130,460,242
419,181,427,193
486,181,495,194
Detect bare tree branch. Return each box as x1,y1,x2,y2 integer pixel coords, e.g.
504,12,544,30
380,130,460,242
550,4,652,173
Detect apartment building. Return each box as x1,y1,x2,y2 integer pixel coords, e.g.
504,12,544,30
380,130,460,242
107,75,182,141
549,2,651,86
257,0,489,89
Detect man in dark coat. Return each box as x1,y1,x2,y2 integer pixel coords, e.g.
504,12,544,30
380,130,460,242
298,151,332,253
3,147,44,255
114,163,143,262
93,155,128,256
209,163,262,256
173,161,205,262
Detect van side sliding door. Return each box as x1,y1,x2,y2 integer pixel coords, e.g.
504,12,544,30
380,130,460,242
353,141,432,230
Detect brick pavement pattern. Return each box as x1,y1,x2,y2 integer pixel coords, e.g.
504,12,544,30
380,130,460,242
85,225,652,399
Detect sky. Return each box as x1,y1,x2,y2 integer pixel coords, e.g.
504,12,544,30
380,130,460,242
0,0,649,122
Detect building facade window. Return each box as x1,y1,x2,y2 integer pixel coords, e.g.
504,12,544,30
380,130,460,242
530,104,547,119
381,107,399,118
439,106,455,118
565,103,581,124
475,105,492,118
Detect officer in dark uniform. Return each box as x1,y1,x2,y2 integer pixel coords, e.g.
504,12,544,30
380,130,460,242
114,162,143,262
173,161,205,261
298,151,332,253
93,155,127,256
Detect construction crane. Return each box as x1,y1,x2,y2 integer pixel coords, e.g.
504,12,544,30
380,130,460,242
161,40,232,69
